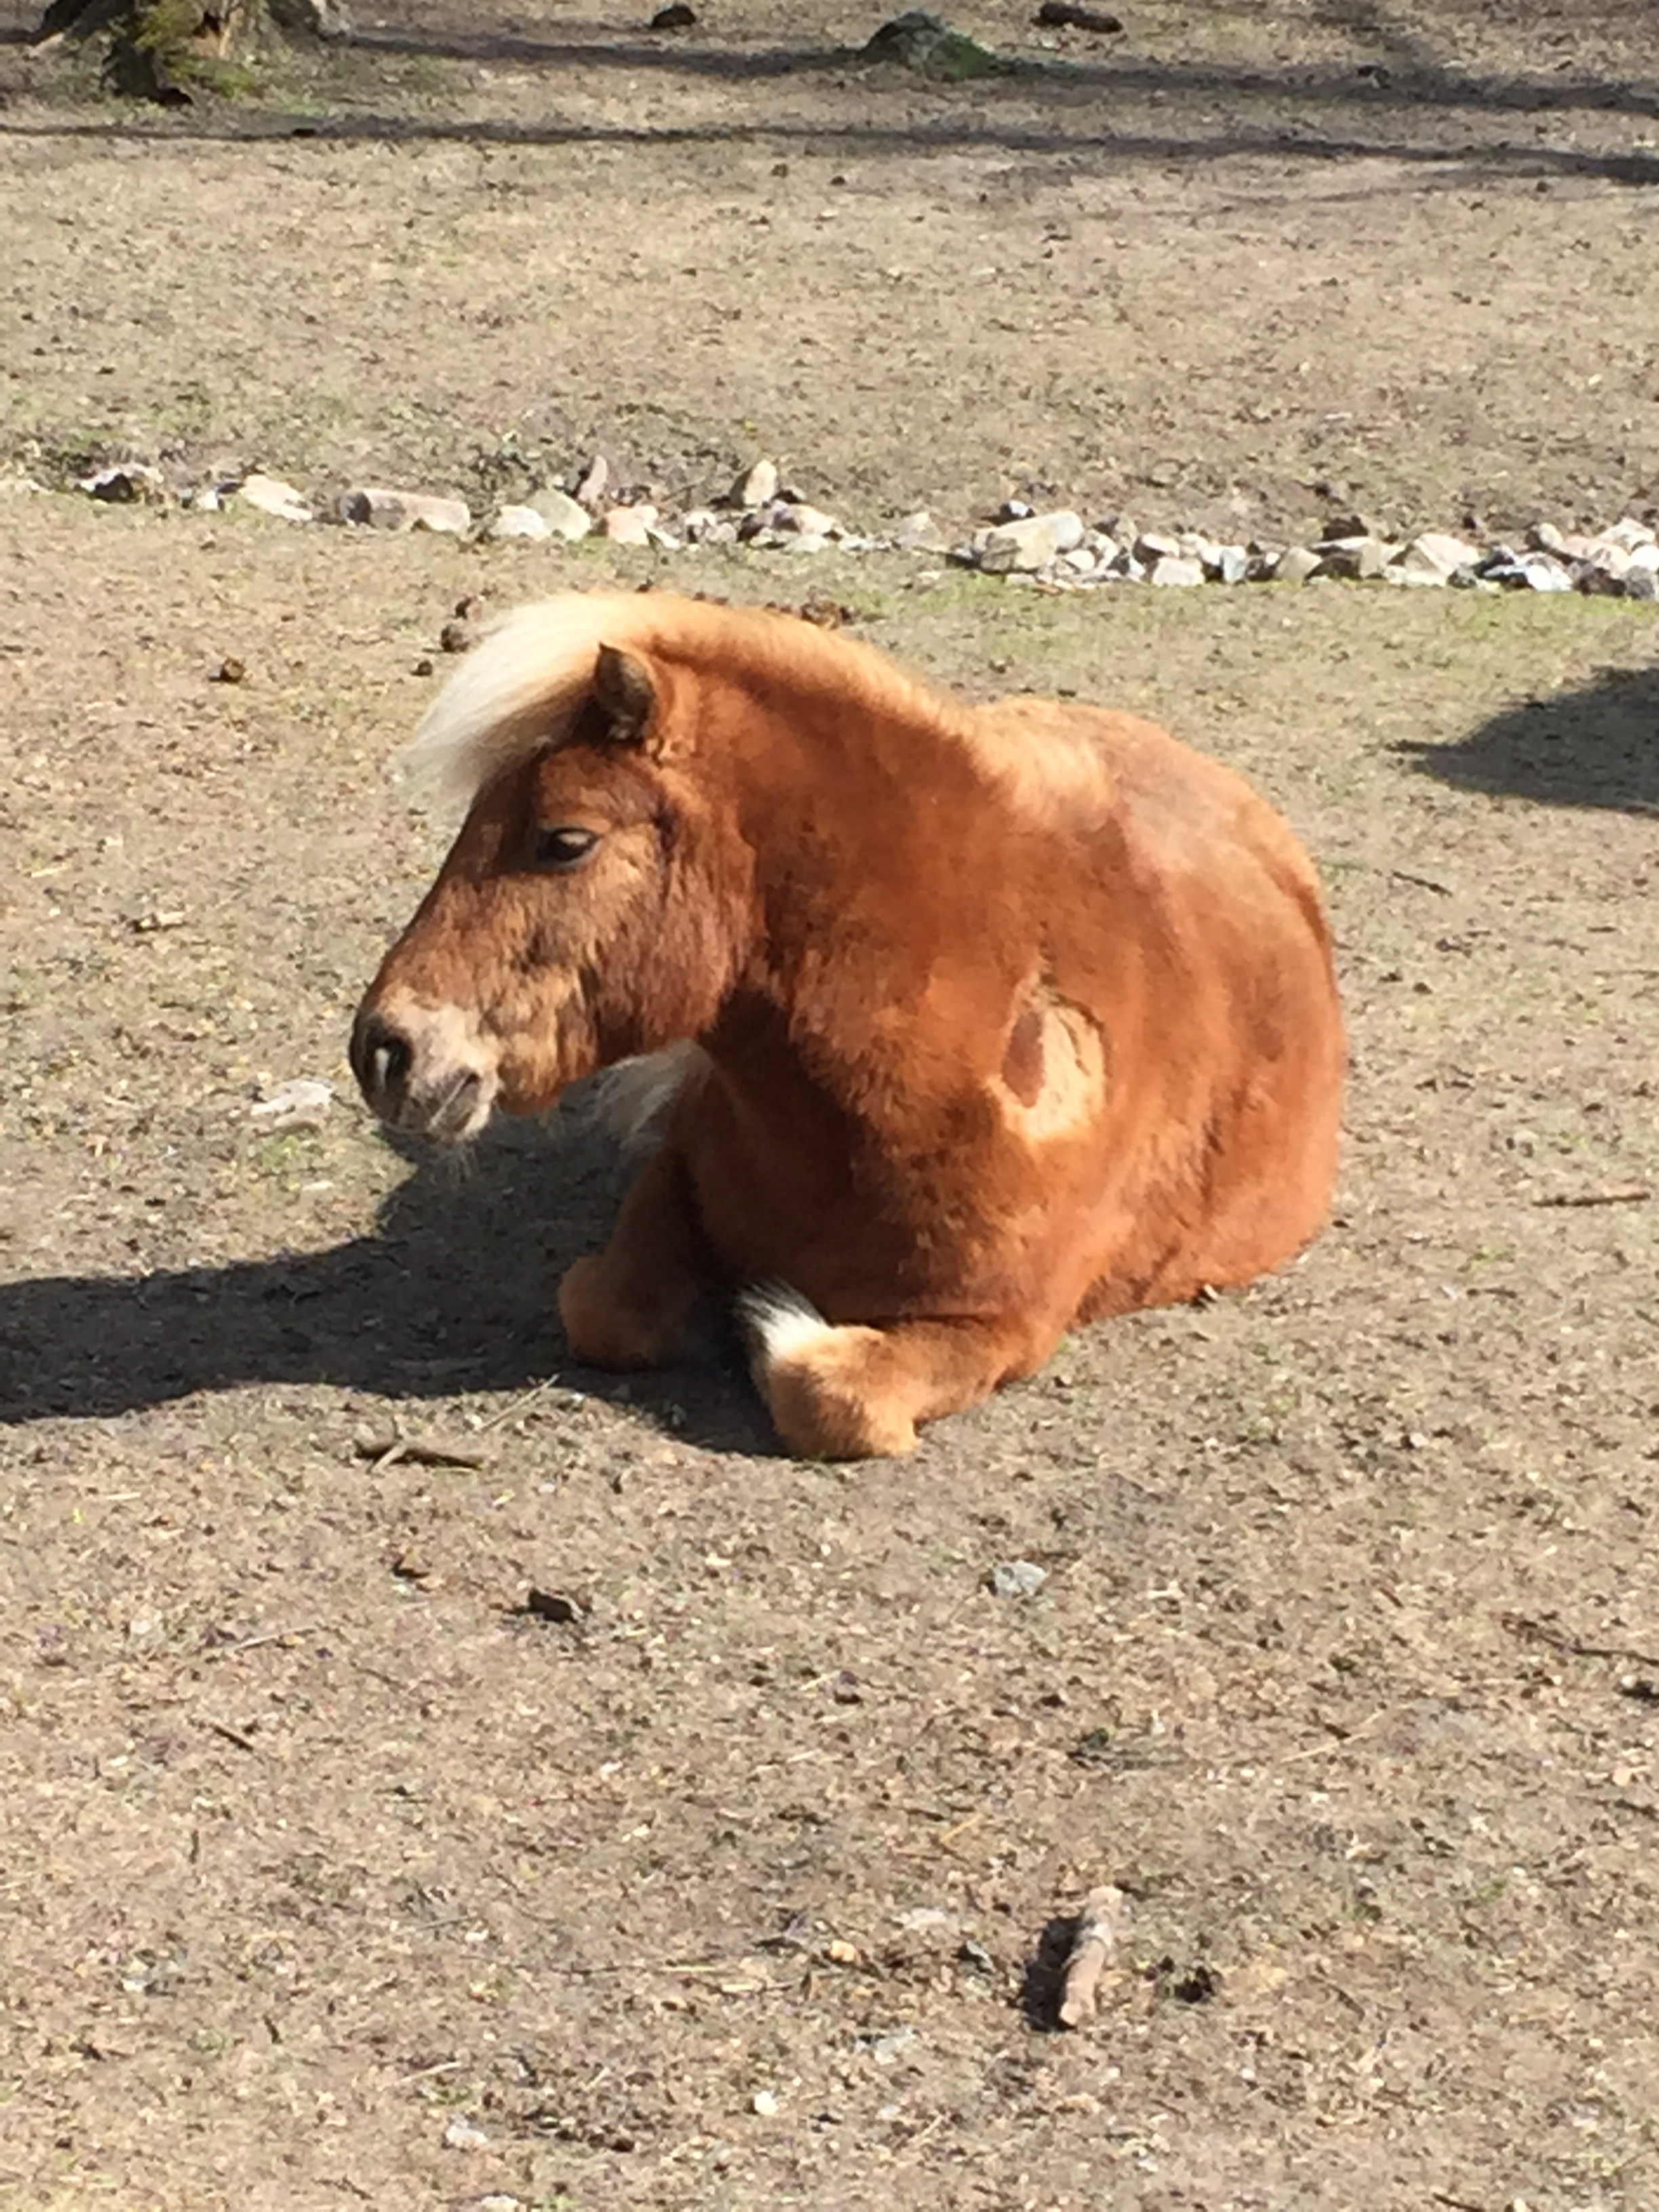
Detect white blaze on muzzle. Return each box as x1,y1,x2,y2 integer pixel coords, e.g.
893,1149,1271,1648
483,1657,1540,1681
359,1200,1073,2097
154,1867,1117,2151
353,991,501,1143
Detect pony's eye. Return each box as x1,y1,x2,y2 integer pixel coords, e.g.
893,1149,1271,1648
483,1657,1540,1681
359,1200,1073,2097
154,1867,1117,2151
533,825,600,870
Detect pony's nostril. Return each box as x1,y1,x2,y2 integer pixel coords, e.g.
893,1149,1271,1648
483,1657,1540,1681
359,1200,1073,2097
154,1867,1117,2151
353,1013,412,1107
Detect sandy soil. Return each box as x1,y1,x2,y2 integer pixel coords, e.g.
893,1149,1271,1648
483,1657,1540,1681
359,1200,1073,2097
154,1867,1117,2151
2,7,1658,2209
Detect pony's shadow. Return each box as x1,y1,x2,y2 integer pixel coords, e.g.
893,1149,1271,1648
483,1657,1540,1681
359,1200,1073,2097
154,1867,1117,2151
0,1113,777,1453
1400,659,1659,815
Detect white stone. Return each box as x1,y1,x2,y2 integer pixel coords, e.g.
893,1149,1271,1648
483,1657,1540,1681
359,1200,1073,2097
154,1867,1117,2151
1273,545,1322,584
894,508,949,552
526,487,592,541
1513,552,1573,592
1150,554,1205,587
239,472,316,523
1179,532,1225,569
1316,535,1395,580
572,454,609,509
1214,544,1250,583
1601,516,1656,551
775,501,840,537
443,2117,490,2151
250,1078,334,1130
80,462,166,505
977,510,1084,573
734,457,779,508
1625,542,1659,575
1399,531,1481,579
338,487,470,535
1582,539,1632,577
1134,531,1182,563
602,504,657,544
488,504,552,541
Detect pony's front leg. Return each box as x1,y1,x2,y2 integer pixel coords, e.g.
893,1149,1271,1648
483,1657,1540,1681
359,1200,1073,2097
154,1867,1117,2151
739,1284,1050,1459
558,1144,713,1369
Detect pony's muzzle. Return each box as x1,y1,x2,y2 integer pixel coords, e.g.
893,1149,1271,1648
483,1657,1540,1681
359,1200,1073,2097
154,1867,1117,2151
352,1010,412,1114
350,999,498,1143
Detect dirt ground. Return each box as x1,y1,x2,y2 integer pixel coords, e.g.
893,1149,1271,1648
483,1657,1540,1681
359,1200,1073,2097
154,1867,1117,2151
3,6,1658,2210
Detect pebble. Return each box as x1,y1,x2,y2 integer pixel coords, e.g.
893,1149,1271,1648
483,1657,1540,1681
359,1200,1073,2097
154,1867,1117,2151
775,501,841,539
977,509,1084,573
1315,535,1395,581
236,471,314,523
525,486,592,541
893,508,950,552
572,453,610,509
250,1078,334,1130
734,457,779,509
989,1558,1047,1599
443,2117,491,2151
1397,531,1481,581
895,1906,958,1933
863,2025,919,2062
79,462,166,504
488,504,552,541
1150,554,1205,588
751,2089,780,2117
1489,550,1573,593
682,508,738,546
602,504,657,545
1273,544,1322,585
338,486,470,535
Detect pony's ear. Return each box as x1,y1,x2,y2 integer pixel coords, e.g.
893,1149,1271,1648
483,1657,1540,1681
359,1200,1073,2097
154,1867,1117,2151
591,644,659,751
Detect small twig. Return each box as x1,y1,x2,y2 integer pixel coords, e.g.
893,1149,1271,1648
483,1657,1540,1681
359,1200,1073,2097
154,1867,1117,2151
1500,1612,1659,1671
476,1374,562,1432
1532,1185,1651,1208
1058,1885,1132,2028
353,1428,493,1471
199,1717,260,1754
203,1626,312,1660
1389,867,1455,897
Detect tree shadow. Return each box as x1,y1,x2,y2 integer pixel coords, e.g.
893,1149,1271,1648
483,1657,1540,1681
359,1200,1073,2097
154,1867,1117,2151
1401,660,1659,815
344,24,1659,125
4,103,1658,190
0,1110,778,1452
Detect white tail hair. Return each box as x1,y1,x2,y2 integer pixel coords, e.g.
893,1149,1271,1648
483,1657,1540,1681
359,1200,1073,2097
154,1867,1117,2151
586,1041,710,1153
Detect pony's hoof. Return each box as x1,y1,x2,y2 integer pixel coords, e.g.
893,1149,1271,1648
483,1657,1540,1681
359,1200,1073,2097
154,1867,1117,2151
766,1352,920,1459
737,1280,920,1458
558,1257,679,1368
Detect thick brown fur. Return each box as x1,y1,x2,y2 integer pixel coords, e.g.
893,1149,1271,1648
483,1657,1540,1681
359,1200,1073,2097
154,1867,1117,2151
352,592,1345,1458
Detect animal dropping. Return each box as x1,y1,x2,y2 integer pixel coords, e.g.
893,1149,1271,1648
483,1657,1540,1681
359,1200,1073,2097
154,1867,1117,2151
352,592,1344,1458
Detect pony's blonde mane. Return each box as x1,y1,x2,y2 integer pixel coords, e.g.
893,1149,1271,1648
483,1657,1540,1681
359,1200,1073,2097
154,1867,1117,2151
394,590,1108,819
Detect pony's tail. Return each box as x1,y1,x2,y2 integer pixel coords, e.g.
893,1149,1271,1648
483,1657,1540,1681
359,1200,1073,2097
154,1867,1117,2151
586,1042,710,1154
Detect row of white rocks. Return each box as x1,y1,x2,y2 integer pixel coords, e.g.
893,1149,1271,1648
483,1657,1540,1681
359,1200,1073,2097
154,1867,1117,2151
962,506,1659,600
75,457,1659,601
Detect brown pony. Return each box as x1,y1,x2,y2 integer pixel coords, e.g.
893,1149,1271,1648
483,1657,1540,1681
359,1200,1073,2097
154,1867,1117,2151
352,592,1344,1458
